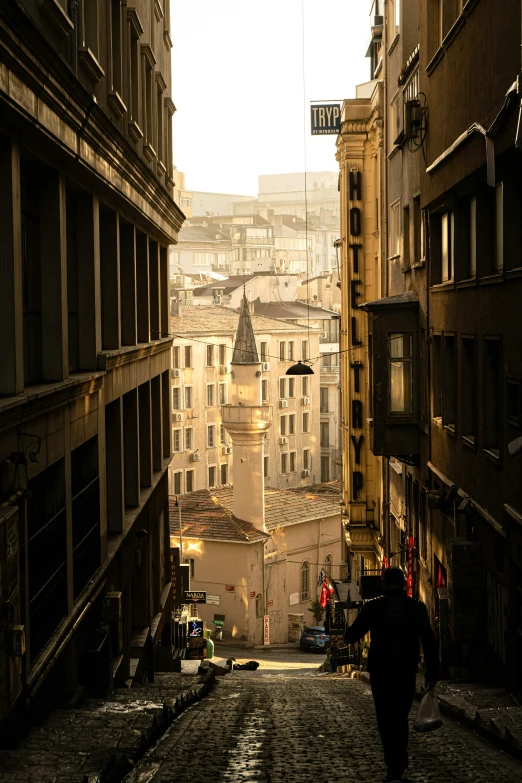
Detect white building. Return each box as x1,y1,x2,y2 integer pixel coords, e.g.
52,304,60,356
169,304,322,495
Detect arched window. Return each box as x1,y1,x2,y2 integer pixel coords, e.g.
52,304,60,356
324,553,333,578
301,560,310,601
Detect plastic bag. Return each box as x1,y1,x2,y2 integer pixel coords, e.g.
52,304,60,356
413,689,443,733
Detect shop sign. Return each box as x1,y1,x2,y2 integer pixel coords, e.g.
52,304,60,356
310,104,341,135
184,590,206,604
348,170,365,501
207,594,220,605
263,615,270,645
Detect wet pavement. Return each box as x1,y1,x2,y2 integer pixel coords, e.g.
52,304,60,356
125,649,522,783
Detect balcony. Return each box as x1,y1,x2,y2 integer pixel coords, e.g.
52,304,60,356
221,405,272,433
320,366,339,374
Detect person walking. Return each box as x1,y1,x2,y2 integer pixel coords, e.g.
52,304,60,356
344,566,439,783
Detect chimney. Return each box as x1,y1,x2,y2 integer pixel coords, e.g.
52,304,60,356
171,298,183,316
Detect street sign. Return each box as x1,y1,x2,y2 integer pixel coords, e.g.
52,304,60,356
310,104,341,135
263,615,270,646
207,594,220,605
184,590,206,604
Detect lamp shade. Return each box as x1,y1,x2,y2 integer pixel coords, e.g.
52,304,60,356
285,361,314,376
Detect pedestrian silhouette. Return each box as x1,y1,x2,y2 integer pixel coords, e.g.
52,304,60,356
344,567,439,783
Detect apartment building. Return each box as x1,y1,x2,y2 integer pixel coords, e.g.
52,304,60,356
169,305,321,494
0,0,181,731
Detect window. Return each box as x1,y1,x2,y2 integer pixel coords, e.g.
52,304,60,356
279,378,286,398
206,384,215,406
320,387,329,413
469,198,477,277
301,341,308,360
206,344,214,366
494,183,503,272
262,379,268,402
185,427,193,451
389,96,401,148
290,451,296,472
186,469,194,493
208,466,216,487
184,345,192,367
507,378,522,427
288,378,295,398
280,415,287,436
172,387,180,410
483,337,501,457
441,212,454,282
324,553,333,578
184,386,193,409
403,204,410,268
321,456,330,482
389,333,412,414
289,414,295,435
279,342,286,361
432,335,442,420
219,383,227,405
301,561,310,601
156,83,164,166
461,336,476,443
219,344,226,365
302,376,309,396
207,425,215,448
389,0,400,38
260,342,268,362
220,463,228,485
83,0,100,60
183,558,195,578
255,593,263,618
219,423,225,445
263,455,269,478
390,201,400,257
303,412,310,433
303,448,310,469
413,195,422,265
281,452,288,474
173,346,180,368
442,335,456,431
173,429,181,452
110,0,122,96
288,341,294,361
320,422,329,447
173,470,182,495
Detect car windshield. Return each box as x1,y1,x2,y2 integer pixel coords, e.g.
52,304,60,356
303,628,326,635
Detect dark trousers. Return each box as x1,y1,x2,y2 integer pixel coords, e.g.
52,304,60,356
370,668,417,777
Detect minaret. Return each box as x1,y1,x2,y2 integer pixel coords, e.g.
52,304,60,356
222,293,272,532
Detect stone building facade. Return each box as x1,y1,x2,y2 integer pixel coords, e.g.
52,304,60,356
0,0,182,731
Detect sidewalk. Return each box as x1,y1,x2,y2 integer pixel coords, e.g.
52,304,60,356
343,667,522,761
0,664,216,783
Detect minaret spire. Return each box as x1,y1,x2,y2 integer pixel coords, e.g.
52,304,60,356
232,291,259,364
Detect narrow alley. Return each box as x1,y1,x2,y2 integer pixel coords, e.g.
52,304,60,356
123,650,522,783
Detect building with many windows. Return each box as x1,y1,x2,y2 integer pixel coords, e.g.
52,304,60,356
169,304,321,495
0,0,181,731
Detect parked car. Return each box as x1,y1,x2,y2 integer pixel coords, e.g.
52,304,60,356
299,626,330,652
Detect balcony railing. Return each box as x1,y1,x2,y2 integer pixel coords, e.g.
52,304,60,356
222,405,272,425
320,366,339,374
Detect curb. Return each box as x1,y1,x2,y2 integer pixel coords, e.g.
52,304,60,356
347,669,522,763
101,669,217,783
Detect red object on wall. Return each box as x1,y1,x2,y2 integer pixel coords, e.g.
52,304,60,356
407,536,414,597
250,591,256,598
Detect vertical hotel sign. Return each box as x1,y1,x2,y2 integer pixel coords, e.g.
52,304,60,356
348,169,365,504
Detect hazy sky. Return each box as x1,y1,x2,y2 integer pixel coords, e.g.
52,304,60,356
171,1,370,196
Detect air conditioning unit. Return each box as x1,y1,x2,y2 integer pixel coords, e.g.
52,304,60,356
219,365,230,374
302,469,311,478
191,453,200,463
279,400,288,408
171,368,181,378
301,397,310,405
222,446,232,455
262,362,270,371
279,437,288,445
174,413,183,421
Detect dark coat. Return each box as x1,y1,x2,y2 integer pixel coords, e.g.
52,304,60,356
344,590,439,680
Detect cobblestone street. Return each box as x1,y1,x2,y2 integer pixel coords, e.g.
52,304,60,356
124,651,522,783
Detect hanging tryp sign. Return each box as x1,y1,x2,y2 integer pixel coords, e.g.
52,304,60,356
310,104,341,135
